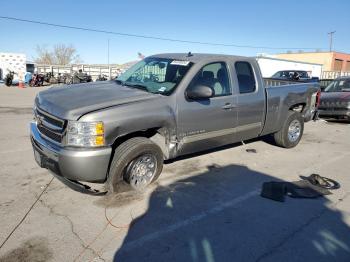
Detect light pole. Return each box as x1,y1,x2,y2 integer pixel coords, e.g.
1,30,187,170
328,31,336,52
107,39,110,66
107,39,110,79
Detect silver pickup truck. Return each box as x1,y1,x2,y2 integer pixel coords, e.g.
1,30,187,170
30,53,320,194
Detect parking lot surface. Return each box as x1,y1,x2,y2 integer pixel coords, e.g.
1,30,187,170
0,85,350,262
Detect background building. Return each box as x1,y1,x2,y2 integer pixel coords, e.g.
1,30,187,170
275,51,350,72
256,56,322,78
0,52,26,81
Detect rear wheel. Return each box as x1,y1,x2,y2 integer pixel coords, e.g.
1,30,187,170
273,111,304,148
107,137,163,192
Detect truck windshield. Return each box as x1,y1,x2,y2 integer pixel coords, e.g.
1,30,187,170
325,79,350,92
116,57,193,95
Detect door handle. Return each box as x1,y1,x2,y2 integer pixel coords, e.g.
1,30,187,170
222,103,236,110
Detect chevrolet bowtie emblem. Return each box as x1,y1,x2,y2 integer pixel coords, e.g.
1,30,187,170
35,114,44,125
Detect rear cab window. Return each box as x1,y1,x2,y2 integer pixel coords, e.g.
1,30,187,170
235,61,256,94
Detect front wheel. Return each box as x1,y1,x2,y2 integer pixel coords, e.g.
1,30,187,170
107,137,163,192
273,111,304,148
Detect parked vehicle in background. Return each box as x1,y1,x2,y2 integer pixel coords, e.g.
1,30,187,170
30,53,320,195
318,77,350,121
271,70,319,82
67,70,92,84
56,73,72,84
43,72,55,84
29,74,45,87
4,70,16,86
96,74,108,81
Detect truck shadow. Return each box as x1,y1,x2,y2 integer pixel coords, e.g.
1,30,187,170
113,164,350,262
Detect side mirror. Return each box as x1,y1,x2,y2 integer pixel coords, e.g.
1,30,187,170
186,85,213,100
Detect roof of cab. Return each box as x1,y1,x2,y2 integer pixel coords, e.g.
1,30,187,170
148,53,254,63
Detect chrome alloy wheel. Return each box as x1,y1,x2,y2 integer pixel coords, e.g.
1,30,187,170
288,119,301,142
127,154,157,190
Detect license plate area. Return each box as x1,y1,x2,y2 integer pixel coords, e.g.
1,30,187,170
34,148,43,167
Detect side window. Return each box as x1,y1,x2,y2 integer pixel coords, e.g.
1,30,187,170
190,62,231,97
235,62,256,94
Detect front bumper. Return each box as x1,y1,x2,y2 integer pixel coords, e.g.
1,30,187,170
318,109,350,119
30,122,112,184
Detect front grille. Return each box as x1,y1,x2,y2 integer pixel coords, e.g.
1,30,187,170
37,124,63,143
36,107,64,128
35,107,65,144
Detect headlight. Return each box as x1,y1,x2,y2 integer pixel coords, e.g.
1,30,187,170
66,121,105,147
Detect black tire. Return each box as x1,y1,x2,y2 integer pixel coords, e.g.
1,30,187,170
5,79,12,86
107,137,163,192
273,111,304,148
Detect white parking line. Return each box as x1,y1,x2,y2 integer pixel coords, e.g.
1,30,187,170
119,189,259,252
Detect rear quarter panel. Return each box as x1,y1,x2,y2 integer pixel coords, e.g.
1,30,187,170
261,83,319,135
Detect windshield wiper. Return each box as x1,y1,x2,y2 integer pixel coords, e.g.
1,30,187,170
123,83,149,92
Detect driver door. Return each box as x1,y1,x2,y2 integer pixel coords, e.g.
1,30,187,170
177,62,238,155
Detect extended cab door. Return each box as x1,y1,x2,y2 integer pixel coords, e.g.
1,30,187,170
231,60,266,140
177,61,238,155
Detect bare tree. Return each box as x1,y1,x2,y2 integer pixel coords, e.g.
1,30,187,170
35,44,82,65
35,45,54,64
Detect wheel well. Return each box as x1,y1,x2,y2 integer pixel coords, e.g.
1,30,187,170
105,128,164,181
112,128,161,149
289,103,305,113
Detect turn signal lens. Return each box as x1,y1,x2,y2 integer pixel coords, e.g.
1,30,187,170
95,135,105,146
96,122,104,135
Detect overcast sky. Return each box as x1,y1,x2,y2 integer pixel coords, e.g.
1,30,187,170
0,0,349,64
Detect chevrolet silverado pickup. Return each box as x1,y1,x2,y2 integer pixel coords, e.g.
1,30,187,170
30,53,320,194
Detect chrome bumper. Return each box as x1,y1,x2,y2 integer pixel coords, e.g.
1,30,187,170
30,122,112,183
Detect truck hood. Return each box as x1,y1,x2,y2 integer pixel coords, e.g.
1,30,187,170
35,81,160,120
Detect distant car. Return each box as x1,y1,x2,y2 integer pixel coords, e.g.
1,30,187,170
318,77,350,121
271,70,319,82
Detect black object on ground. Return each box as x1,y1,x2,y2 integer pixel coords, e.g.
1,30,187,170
261,174,339,202
246,149,257,153
300,173,340,190
261,182,287,202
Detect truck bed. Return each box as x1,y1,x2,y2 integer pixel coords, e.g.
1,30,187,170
261,81,320,136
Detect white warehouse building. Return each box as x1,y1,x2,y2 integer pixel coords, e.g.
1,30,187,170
256,56,323,78
0,52,27,81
